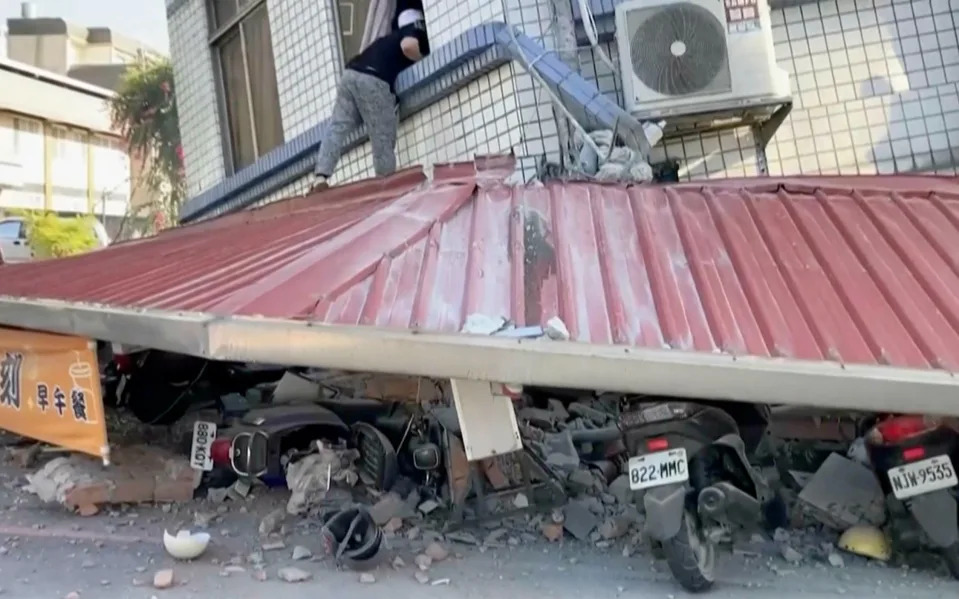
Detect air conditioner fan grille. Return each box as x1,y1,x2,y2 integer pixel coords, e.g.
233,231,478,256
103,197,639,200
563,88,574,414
629,3,728,96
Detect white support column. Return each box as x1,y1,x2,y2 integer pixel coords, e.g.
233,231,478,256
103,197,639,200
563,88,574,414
449,379,523,461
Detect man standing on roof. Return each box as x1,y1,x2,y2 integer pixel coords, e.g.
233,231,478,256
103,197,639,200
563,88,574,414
312,10,430,191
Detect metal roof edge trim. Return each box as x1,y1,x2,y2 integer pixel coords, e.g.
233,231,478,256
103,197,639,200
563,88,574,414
0,297,212,358
1,296,957,416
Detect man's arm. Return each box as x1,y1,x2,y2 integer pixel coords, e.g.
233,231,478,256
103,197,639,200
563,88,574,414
400,36,423,61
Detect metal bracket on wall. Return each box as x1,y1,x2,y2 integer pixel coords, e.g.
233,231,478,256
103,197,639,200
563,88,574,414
750,102,793,175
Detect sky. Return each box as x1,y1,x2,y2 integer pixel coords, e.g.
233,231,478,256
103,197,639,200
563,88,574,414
0,0,170,54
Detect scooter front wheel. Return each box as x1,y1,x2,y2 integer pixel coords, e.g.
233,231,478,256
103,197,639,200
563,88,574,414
663,509,716,593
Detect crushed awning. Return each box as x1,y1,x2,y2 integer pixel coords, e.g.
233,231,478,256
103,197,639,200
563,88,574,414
1,158,959,414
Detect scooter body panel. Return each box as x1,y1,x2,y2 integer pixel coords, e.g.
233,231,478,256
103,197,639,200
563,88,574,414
644,483,687,541
907,490,959,548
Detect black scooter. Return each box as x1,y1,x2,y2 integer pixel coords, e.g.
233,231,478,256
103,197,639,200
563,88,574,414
620,400,780,592
864,414,959,578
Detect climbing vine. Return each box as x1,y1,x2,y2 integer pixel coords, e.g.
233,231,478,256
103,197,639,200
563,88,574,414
109,57,185,228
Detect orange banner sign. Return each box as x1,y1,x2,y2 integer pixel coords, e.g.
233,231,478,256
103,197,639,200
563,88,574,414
0,327,108,461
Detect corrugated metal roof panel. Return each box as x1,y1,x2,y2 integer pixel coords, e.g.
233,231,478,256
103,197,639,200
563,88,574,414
3,160,959,373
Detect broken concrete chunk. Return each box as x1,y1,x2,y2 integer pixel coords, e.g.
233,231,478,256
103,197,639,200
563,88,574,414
414,554,433,571
445,531,480,545
598,516,631,540
277,567,312,583
568,402,610,425
152,569,174,589
285,445,360,515
519,408,560,429
291,545,312,561
258,509,286,536
414,571,430,584
512,493,530,509
383,517,404,533
547,399,569,420
547,452,581,473
541,522,564,542
261,540,286,552
425,541,449,561
565,468,593,493
484,528,509,546
608,475,632,506
779,544,803,563
563,499,600,541
359,572,376,584
371,493,412,526
797,453,885,530
25,447,197,512
418,499,440,515
545,317,570,340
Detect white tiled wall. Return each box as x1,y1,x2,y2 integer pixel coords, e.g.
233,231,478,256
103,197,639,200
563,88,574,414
768,0,959,175
167,0,225,195
424,0,503,47
267,0,342,139
172,0,959,218
333,64,525,183
578,0,959,177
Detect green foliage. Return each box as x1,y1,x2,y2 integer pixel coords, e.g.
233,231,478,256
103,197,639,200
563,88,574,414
109,57,184,225
17,211,99,259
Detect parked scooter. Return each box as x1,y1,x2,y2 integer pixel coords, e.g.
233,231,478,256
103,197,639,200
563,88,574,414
863,414,959,578
620,400,781,592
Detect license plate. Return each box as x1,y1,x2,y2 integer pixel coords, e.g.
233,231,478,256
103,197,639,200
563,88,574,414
888,454,958,500
628,448,689,490
190,421,217,471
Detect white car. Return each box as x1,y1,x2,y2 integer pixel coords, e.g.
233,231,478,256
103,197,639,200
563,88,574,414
0,216,111,264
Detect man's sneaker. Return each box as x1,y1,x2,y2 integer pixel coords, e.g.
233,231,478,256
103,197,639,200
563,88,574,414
310,175,330,193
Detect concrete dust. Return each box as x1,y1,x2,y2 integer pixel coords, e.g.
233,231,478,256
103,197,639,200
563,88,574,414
0,450,956,599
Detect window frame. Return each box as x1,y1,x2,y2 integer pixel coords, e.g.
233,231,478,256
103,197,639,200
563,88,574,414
205,0,284,175
330,0,378,68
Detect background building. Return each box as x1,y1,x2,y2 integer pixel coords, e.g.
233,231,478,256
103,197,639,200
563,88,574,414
0,3,168,235
6,2,164,89
0,58,131,231
165,0,959,223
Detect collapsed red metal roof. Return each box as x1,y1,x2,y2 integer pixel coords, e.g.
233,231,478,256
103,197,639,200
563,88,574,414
3,157,959,374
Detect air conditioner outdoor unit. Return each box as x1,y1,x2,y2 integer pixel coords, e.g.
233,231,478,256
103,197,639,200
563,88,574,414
615,0,790,120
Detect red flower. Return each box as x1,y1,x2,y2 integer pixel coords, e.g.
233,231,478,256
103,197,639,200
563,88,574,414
175,144,184,165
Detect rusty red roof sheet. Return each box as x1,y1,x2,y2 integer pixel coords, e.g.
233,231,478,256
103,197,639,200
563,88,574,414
3,158,959,373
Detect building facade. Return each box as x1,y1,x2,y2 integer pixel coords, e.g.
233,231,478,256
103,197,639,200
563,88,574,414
166,0,959,223
0,59,133,231
6,7,164,90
